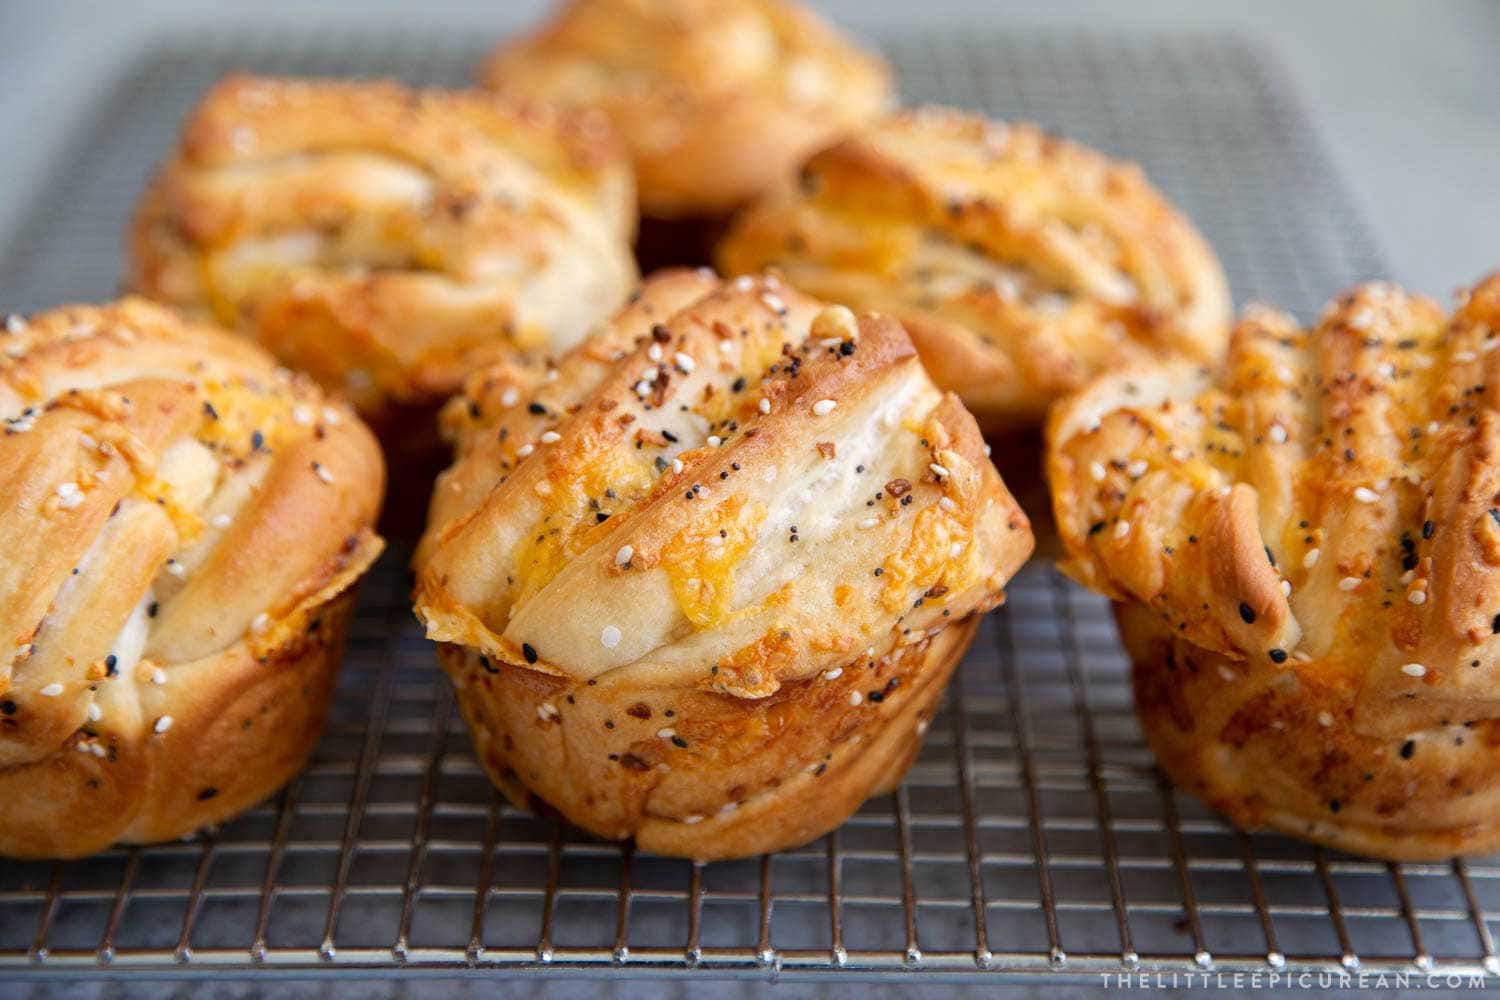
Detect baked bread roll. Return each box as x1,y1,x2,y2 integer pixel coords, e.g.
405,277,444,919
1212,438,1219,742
129,75,637,421
480,0,892,220
415,269,1033,858
717,107,1232,431
0,298,384,859
1046,275,1500,860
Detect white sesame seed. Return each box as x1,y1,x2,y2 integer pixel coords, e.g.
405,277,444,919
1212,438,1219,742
56,482,84,509
1407,589,1427,605
500,387,519,407
516,443,535,458
823,667,843,680
760,292,787,314
1399,569,1416,586
929,463,951,480
950,542,964,558
647,344,662,363
734,275,755,292
849,691,863,706
291,405,314,426
1127,460,1148,478
151,667,167,685
1455,350,1477,363
1292,650,1313,663
1317,711,1334,728
538,703,558,721
1338,576,1362,592
87,702,101,722
165,560,187,579
1269,424,1288,444
1281,580,1292,596
858,517,880,529
671,458,684,474
1113,520,1131,539
707,435,722,447
312,462,335,485
719,801,739,815
1401,663,1427,678
615,545,634,566
634,381,652,398
938,497,958,513
600,625,621,649
758,398,772,415
154,715,174,734
1089,461,1106,482
683,814,704,825
250,612,271,634
657,728,676,740
674,352,696,373
4,314,24,334
718,340,734,354
39,682,63,697
1428,421,1441,434
1303,548,1321,569
211,513,232,529
1218,666,1236,683
812,399,837,416
1353,487,1380,503
540,430,561,444
321,406,342,425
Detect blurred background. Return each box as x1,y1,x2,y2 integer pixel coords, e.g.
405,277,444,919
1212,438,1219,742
2,0,1497,302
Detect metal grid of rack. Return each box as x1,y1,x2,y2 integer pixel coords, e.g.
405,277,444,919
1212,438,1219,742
4,24,1496,986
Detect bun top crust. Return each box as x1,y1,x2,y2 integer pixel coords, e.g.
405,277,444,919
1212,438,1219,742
415,270,1032,696
1046,275,1500,738
481,0,892,218
129,75,637,415
717,106,1232,426
0,297,383,769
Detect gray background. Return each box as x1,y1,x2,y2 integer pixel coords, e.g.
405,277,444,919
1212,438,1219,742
1,0,1497,303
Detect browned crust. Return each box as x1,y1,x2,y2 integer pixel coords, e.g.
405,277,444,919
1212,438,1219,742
717,106,1232,430
481,0,893,218
1047,275,1500,859
128,74,637,420
441,614,975,860
0,298,384,858
414,270,1032,857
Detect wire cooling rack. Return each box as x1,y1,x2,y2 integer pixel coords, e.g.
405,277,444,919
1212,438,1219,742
3,24,1497,988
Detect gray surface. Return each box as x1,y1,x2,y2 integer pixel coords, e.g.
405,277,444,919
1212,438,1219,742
1,0,1498,301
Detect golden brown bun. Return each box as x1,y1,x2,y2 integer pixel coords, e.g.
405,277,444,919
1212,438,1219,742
415,270,1033,858
129,75,638,421
718,107,1232,431
1046,275,1500,860
481,0,892,219
0,298,385,858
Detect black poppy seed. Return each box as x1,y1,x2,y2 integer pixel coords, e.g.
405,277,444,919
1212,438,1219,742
1239,603,1256,624
662,429,678,442
0,700,15,716
1400,740,1416,759
528,402,546,415
1422,520,1435,539
731,377,746,392
868,690,885,703
1268,648,1287,664
597,512,610,523
250,429,264,450
202,400,219,420
197,787,219,801
521,643,538,664
1088,521,1106,536
1328,799,1341,813
671,736,688,748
